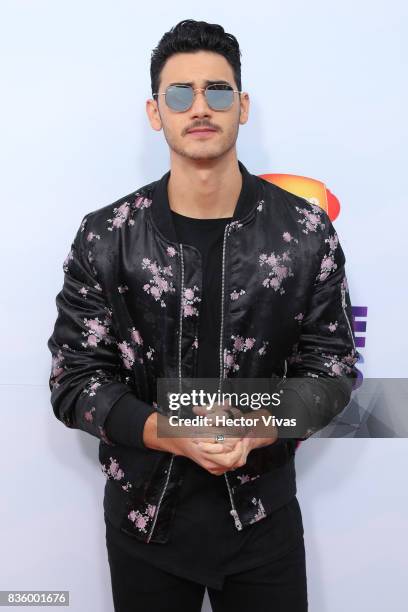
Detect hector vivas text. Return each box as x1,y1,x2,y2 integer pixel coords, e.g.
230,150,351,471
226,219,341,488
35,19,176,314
166,390,297,429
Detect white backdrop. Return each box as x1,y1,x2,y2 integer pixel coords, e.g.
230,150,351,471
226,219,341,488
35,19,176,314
1,1,407,610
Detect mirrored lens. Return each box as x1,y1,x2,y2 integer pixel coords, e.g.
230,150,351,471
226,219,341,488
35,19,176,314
206,85,234,110
165,85,193,111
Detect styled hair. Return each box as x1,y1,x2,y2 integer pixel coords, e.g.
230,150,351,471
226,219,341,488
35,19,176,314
150,19,242,96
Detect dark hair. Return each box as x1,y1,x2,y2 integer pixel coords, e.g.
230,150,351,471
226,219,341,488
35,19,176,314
150,19,242,96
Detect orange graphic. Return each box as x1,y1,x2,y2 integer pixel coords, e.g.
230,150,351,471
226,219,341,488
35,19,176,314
258,173,340,221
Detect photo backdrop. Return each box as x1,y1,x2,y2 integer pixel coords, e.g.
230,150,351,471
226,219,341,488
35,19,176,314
1,1,406,610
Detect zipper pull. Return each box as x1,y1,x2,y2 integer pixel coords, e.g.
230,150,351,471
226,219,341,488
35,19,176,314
230,508,243,531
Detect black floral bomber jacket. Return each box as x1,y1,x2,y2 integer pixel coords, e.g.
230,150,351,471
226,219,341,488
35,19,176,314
47,160,360,544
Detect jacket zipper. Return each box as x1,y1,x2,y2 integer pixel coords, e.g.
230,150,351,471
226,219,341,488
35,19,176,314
218,223,243,531
281,358,287,383
146,243,185,543
341,285,356,353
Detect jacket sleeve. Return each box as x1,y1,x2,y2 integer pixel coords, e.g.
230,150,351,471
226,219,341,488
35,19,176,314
276,212,361,441
46,214,157,449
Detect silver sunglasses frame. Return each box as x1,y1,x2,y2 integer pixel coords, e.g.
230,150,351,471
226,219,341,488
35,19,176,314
152,83,243,112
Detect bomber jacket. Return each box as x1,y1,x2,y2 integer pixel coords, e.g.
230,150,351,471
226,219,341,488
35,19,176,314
47,159,360,544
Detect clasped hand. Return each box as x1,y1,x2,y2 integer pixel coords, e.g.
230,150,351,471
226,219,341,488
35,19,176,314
172,400,278,476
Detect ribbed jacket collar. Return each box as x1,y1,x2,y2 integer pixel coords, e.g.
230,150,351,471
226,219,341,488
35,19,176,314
150,159,261,243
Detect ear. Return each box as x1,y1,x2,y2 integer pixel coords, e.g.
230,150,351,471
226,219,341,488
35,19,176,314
239,92,250,126
146,98,163,132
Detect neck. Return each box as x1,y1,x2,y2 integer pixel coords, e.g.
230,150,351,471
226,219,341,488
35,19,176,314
167,151,242,219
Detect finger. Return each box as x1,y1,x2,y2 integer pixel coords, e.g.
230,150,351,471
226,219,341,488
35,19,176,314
199,440,244,468
195,439,242,454
191,404,211,415
195,441,236,454
193,434,243,447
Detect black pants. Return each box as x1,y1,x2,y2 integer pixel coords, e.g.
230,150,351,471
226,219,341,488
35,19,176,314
106,535,308,612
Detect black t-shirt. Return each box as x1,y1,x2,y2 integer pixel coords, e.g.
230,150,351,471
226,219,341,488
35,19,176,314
105,210,304,590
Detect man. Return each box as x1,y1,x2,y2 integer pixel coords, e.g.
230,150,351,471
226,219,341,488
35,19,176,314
47,19,359,612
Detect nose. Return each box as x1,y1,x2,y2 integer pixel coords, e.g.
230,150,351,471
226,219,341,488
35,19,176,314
189,89,212,117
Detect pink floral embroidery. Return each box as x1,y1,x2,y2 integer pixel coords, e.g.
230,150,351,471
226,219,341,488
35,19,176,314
328,321,338,332
130,328,143,346
282,231,299,244
146,346,155,361
236,473,260,485
118,285,129,294
295,203,326,234
321,350,358,376
227,221,243,234
50,349,65,387
63,248,74,273
84,406,96,422
230,289,246,301
86,247,96,267
235,337,255,350
117,341,135,369
249,497,267,524
259,251,294,295
128,503,157,533
132,195,152,211
257,341,269,356
167,246,177,257
82,376,102,397
288,342,302,365
107,195,152,231
98,426,113,445
342,351,359,367
107,202,131,230
146,504,156,517
78,286,89,298
86,231,100,242
81,316,113,348
142,258,175,308
316,232,339,282
128,511,148,532
294,312,304,324
224,335,256,375
182,286,201,317
101,457,124,480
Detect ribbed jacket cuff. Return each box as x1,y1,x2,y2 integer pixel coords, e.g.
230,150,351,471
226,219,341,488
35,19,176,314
104,392,157,449
273,386,312,440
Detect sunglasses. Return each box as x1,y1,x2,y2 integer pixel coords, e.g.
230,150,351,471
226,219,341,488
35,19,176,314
153,83,242,112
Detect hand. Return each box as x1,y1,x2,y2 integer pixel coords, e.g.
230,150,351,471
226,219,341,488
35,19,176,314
192,407,279,474
171,400,244,475
190,399,246,448
142,409,239,475
143,404,278,476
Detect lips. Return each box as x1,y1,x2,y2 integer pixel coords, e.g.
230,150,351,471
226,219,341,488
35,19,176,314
187,128,217,134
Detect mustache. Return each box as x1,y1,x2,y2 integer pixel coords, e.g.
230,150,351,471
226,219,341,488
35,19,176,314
185,123,219,133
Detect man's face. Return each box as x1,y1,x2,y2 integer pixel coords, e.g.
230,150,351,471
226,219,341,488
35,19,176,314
146,50,249,161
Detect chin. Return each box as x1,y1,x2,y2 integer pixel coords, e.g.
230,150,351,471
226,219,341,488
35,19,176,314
187,152,224,161
174,143,234,162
